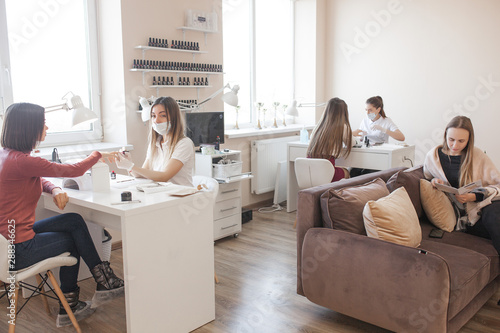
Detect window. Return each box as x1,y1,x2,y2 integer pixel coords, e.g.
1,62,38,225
223,0,293,128
0,0,102,146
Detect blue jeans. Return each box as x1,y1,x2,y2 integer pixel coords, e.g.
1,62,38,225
14,213,102,293
466,200,500,256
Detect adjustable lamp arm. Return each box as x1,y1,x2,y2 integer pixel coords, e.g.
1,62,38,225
198,83,231,106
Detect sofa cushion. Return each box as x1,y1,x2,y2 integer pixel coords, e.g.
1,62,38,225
420,179,456,232
420,219,499,283
320,178,389,234
386,165,424,218
419,239,491,319
363,187,421,247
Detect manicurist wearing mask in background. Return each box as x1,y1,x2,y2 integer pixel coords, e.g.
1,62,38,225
116,96,195,186
353,96,405,144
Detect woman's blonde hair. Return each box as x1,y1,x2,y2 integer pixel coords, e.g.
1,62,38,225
307,98,352,159
149,97,186,160
442,116,474,186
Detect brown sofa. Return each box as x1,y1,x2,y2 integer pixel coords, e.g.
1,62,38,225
296,167,499,333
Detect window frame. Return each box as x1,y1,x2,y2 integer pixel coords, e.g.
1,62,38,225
0,0,103,146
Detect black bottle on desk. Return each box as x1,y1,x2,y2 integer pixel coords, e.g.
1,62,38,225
215,136,220,151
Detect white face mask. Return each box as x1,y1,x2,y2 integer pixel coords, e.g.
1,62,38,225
152,121,171,136
367,113,377,121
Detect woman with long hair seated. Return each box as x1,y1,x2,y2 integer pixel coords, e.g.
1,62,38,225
307,97,352,181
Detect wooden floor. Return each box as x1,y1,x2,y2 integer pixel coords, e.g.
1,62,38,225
1,207,499,332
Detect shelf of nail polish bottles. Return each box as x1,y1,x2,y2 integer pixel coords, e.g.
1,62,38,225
130,68,223,75
135,45,208,54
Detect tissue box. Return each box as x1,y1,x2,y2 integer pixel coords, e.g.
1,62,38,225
212,161,242,179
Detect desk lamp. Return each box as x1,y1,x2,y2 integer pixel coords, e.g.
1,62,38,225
44,92,98,127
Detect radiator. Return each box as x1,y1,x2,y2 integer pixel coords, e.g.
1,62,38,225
251,136,297,194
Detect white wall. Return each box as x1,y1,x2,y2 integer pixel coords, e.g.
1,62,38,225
321,0,500,166
99,0,224,168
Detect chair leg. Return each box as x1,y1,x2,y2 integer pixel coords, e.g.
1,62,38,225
8,283,18,333
214,272,219,284
46,270,82,333
36,275,51,315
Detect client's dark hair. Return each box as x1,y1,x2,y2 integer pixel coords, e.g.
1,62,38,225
1,103,45,151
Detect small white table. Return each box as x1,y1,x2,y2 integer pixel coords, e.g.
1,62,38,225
287,141,416,212
36,177,215,332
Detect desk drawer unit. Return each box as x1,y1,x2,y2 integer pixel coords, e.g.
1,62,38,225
214,197,241,220
214,214,241,240
217,182,241,202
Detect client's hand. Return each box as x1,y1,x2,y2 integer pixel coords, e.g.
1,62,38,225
99,151,119,163
116,154,135,172
352,129,366,137
52,188,69,210
455,193,476,204
431,178,444,188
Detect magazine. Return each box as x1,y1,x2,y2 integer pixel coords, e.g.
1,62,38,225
434,180,482,195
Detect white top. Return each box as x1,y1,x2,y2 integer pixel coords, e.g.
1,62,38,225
146,137,195,186
359,116,399,144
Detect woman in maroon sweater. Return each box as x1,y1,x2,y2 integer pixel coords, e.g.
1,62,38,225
0,103,124,327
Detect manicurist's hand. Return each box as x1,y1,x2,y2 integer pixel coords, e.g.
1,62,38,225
116,154,135,172
52,188,69,210
455,193,476,204
431,178,445,188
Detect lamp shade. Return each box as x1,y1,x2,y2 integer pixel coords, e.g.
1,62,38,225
70,95,98,127
139,97,152,122
285,100,299,117
221,84,239,107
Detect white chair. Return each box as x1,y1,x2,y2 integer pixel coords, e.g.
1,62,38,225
192,175,220,284
0,235,82,333
293,158,335,228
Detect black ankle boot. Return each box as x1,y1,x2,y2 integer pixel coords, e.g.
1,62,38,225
90,261,125,308
56,286,95,327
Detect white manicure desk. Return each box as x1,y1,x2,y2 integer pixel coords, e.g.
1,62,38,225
35,176,215,332
287,141,416,212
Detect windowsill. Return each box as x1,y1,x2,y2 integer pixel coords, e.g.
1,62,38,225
225,124,315,139
32,142,133,161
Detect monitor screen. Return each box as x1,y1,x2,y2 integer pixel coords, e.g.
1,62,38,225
185,112,225,147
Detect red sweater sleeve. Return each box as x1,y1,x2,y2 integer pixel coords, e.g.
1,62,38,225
16,151,102,180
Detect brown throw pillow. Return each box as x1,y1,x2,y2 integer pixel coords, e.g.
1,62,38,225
320,178,390,234
419,179,456,232
386,165,425,218
363,187,422,247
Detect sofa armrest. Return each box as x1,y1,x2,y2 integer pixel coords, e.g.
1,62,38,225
301,228,450,333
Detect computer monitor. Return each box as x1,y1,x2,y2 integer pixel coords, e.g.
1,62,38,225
185,111,225,147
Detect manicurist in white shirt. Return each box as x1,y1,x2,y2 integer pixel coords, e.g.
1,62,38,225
116,96,195,186
352,96,405,144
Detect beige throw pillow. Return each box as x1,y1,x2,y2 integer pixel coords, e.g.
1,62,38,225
363,187,422,247
419,179,456,232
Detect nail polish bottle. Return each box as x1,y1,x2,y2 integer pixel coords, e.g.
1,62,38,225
170,76,174,85
148,37,152,46
205,77,208,85
165,39,168,48
196,42,199,51
133,59,137,68
178,77,182,85
152,77,156,85
187,77,190,85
